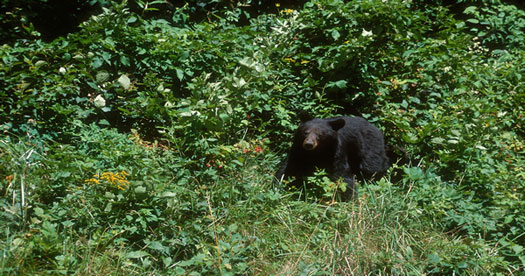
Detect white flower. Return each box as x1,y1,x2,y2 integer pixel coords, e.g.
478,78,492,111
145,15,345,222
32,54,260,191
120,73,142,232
118,74,131,90
59,67,67,74
361,29,373,37
93,95,106,108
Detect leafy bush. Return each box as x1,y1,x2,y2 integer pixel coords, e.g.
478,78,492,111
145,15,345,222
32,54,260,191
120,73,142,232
463,3,525,50
1,0,524,274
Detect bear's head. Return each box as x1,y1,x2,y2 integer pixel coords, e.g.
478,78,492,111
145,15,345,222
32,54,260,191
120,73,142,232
295,117,346,151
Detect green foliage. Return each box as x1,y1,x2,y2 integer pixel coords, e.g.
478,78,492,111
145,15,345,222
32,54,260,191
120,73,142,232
1,0,524,274
303,169,348,201
463,3,525,50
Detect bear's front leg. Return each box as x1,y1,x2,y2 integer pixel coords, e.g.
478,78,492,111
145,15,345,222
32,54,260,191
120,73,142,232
275,155,303,187
274,155,289,184
332,145,358,200
339,175,357,201
331,170,357,200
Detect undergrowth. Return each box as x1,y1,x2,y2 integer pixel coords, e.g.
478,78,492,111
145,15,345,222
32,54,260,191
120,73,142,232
1,0,524,275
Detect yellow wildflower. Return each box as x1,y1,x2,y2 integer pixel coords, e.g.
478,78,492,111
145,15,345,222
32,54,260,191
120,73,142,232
84,177,100,184
84,171,130,190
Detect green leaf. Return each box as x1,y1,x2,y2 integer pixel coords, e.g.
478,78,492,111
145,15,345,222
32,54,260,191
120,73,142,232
34,207,45,217
148,241,167,252
101,52,111,65
402,132,418,143
512,245,523,255
87,80,99,90
92,57,103,69
404,167,424,181
135,186,147,194
239,57,255,68
464,6,477,14
35,60,47,67
160,192,177,198
96,71,110,83
176,68,184,81
125,250,149,259
120,56,130,66
327,80,347,90
104,202,112,212
163,257,173,268
428,253,441,264
331,29,340,41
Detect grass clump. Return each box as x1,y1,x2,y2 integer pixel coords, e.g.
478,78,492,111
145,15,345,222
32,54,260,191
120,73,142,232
1,0,524,274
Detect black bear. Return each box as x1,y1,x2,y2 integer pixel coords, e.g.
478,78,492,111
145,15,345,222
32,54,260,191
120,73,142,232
275,114,390,200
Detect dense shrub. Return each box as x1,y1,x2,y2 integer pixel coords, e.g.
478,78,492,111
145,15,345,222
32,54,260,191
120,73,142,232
1,0,523,274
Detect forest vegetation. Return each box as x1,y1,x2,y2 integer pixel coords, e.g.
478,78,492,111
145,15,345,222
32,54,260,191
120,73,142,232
1,0,524,274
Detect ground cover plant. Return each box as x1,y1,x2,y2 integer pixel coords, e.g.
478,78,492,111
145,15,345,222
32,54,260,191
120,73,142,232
1,0,523,275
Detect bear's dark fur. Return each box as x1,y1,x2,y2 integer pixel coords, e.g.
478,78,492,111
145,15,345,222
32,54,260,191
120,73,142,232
275,115,390,200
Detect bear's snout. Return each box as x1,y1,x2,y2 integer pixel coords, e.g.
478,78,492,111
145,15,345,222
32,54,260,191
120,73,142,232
302,135,318,150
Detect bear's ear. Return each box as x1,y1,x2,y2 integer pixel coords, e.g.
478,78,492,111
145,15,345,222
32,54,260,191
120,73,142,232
298,110,314,123
328,118,345,131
